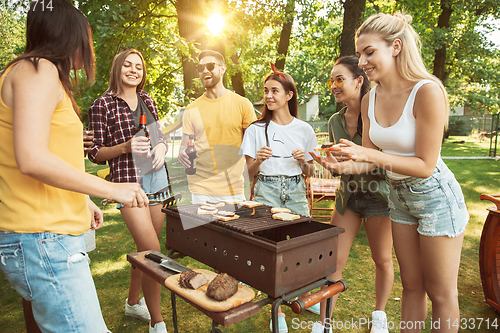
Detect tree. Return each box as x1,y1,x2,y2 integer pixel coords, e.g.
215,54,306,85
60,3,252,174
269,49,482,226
340,0,366,57
397,0,500,113
0,10,25,69
174,0,207,99
432,0,453,82
275,0,296,71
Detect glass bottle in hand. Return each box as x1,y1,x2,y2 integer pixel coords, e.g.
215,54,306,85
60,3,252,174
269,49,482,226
137,108,152,157
185,135,196,175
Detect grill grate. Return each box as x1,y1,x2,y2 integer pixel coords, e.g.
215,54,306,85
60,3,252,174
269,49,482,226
167,205,312,234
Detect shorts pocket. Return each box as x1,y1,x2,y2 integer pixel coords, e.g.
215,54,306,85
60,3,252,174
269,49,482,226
0,243,32,299
253,180,261,198
407,177,440,195
447,178,466,210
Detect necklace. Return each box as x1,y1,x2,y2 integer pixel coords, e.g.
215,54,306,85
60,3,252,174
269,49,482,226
344,113,357,128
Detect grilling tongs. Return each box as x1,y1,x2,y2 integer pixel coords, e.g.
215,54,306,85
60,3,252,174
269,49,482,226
145,252,191,274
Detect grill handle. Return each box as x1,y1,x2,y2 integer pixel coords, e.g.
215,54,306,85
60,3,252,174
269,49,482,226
291,280,348,314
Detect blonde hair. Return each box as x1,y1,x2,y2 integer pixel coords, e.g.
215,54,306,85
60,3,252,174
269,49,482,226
356,12,449,123
108,48,147,95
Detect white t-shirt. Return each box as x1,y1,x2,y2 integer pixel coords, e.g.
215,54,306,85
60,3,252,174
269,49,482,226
240,118,317,176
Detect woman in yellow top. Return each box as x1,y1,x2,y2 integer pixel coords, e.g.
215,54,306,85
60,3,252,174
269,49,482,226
0,1,148,332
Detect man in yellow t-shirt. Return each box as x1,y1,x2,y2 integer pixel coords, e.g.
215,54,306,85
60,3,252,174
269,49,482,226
178,50,256,204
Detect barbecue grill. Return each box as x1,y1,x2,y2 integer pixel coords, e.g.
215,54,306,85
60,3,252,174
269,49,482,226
163,203,344,298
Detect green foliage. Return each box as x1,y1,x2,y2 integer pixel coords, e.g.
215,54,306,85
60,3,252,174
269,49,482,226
0,10,25,69
77,0,188,123
396,0,500,115
222,0,295,103
1,0,499,123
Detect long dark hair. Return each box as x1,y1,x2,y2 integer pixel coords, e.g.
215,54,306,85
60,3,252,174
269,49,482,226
1,0,95,116
108,48,147,95
255,71,298,146
333,56,370,136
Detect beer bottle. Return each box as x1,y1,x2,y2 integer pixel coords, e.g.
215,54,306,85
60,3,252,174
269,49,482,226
137,109,152,157
185,135,197,175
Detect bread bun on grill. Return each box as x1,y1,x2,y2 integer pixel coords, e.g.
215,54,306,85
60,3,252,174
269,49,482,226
214,213,239,221
272,212,300,221
239,201,263,208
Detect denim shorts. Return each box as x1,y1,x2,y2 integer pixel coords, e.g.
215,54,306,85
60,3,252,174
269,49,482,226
117,164,169,209
254,174,310,217
0,231,110,332
386,158,469,237
346,191,390,219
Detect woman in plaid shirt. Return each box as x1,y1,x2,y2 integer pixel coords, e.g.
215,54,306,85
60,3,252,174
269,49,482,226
88,49,169,333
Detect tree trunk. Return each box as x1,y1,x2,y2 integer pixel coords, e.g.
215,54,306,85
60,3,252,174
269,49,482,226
433,0,453,83
230,54,245,97
275,0,295,71
340,0,366,57
175,0,207,99
337,0,366,112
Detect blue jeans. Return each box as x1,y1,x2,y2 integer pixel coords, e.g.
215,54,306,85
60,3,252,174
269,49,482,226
254,174,310,216
0,231,110,333
387,158,469,237
117,165,169,209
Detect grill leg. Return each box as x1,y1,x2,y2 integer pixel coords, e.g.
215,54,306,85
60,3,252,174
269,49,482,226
171,292,179,333
271,298,283,333
325,296,333,332
211,321,222,333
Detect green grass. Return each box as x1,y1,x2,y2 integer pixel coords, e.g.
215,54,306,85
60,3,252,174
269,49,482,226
441,135,495,157
1,136,500,332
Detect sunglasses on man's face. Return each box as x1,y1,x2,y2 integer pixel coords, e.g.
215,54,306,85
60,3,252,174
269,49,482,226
196,62,220,73
327,76,356,89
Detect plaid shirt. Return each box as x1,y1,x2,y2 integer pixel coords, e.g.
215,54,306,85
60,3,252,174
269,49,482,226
88,90,167,183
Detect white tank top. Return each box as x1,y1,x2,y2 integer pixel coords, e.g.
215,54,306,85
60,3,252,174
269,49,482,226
368,80,434,180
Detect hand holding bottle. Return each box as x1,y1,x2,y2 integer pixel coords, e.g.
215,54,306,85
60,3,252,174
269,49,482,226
131,135,151,155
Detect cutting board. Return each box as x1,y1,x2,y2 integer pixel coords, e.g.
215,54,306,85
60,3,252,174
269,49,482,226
164,269,255,312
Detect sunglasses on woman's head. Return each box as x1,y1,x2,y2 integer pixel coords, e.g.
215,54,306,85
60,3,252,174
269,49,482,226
327,76,357,89
196,62,220,73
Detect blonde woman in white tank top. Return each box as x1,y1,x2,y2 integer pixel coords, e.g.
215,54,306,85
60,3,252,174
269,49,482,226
310,13,468,333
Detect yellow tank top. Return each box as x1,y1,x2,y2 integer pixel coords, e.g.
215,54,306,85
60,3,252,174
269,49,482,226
0,64,90,235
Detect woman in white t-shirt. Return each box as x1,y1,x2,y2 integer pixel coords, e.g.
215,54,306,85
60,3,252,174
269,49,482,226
241,64,317,217
240,65,317,332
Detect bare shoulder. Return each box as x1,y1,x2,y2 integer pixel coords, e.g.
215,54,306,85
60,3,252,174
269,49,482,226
414,81,447,120
415,81,444,104
12,58,59,86
17,58,57,75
